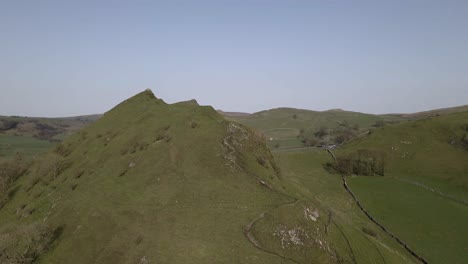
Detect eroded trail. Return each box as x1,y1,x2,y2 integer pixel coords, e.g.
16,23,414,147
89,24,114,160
243,197,300,264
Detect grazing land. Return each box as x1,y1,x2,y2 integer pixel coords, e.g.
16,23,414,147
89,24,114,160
336,111,468,263
0,135,56,159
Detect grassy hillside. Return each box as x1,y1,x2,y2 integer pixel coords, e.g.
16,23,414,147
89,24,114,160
0,90,419,263
0,114,100,141
231,107,405,150
265,149,418,264
395,104,468,120
336,111,468,263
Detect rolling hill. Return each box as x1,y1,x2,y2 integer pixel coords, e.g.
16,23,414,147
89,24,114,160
0,90,419,263
0,114,100,159
230,107,406,150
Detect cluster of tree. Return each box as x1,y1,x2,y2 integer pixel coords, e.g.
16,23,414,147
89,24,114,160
297,121,360,147
325,149,385,176
0,119,19,132
459,124,468,150
34,122,64,141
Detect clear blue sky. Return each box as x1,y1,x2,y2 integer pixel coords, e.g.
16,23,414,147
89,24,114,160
1,0,467,117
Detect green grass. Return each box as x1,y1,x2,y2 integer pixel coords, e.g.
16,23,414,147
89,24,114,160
0,135,55,159
0,91,342,263
348,176,468,264
269,149,419,263
335,111,468,264
3,90,463,263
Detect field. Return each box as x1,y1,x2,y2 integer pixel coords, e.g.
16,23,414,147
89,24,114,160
348,176,468,264
0,135,55,159
269,149,418,263
336,111,468,263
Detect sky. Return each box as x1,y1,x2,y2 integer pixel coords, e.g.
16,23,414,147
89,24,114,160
1,0,467,117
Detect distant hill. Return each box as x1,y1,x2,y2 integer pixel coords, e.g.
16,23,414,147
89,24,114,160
229,107,406,150
0,114,101,141
0,114,101,159
217,110,251,118
393,104,468,120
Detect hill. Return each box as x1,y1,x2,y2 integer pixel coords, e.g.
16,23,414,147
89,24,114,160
333,111,468,263
0,114,100,159
231,107,406,150
217,110,251,118
0,90,419,263
392,105,468,120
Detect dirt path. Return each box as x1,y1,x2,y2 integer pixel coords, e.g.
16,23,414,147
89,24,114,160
243,198,300,264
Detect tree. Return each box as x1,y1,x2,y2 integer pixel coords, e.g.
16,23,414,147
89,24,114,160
0,120,18,131
314,126,328,138
373,120,385,128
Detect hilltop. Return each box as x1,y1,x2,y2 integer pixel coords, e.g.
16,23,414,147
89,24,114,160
0,90,335,263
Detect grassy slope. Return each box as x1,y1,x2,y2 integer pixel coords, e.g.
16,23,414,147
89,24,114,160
340,112,468,263
0,90,347,263
232,108,405,150
267,149,418,263
397,104,468,120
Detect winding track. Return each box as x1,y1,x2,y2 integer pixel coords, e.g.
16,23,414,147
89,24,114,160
243,198,300,264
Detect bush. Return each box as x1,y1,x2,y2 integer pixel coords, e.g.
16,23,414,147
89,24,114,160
373,120,385,128
189,121,198,129
0,153,28,195
0,222,63,263
0,120,19,131
314,127,328,138
362,227,377,237
34,123,63,141
462,124,468,133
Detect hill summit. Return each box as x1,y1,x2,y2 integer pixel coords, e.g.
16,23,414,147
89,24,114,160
0,90,332,263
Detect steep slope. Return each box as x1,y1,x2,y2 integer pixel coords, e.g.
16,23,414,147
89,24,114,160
0,90,338,263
